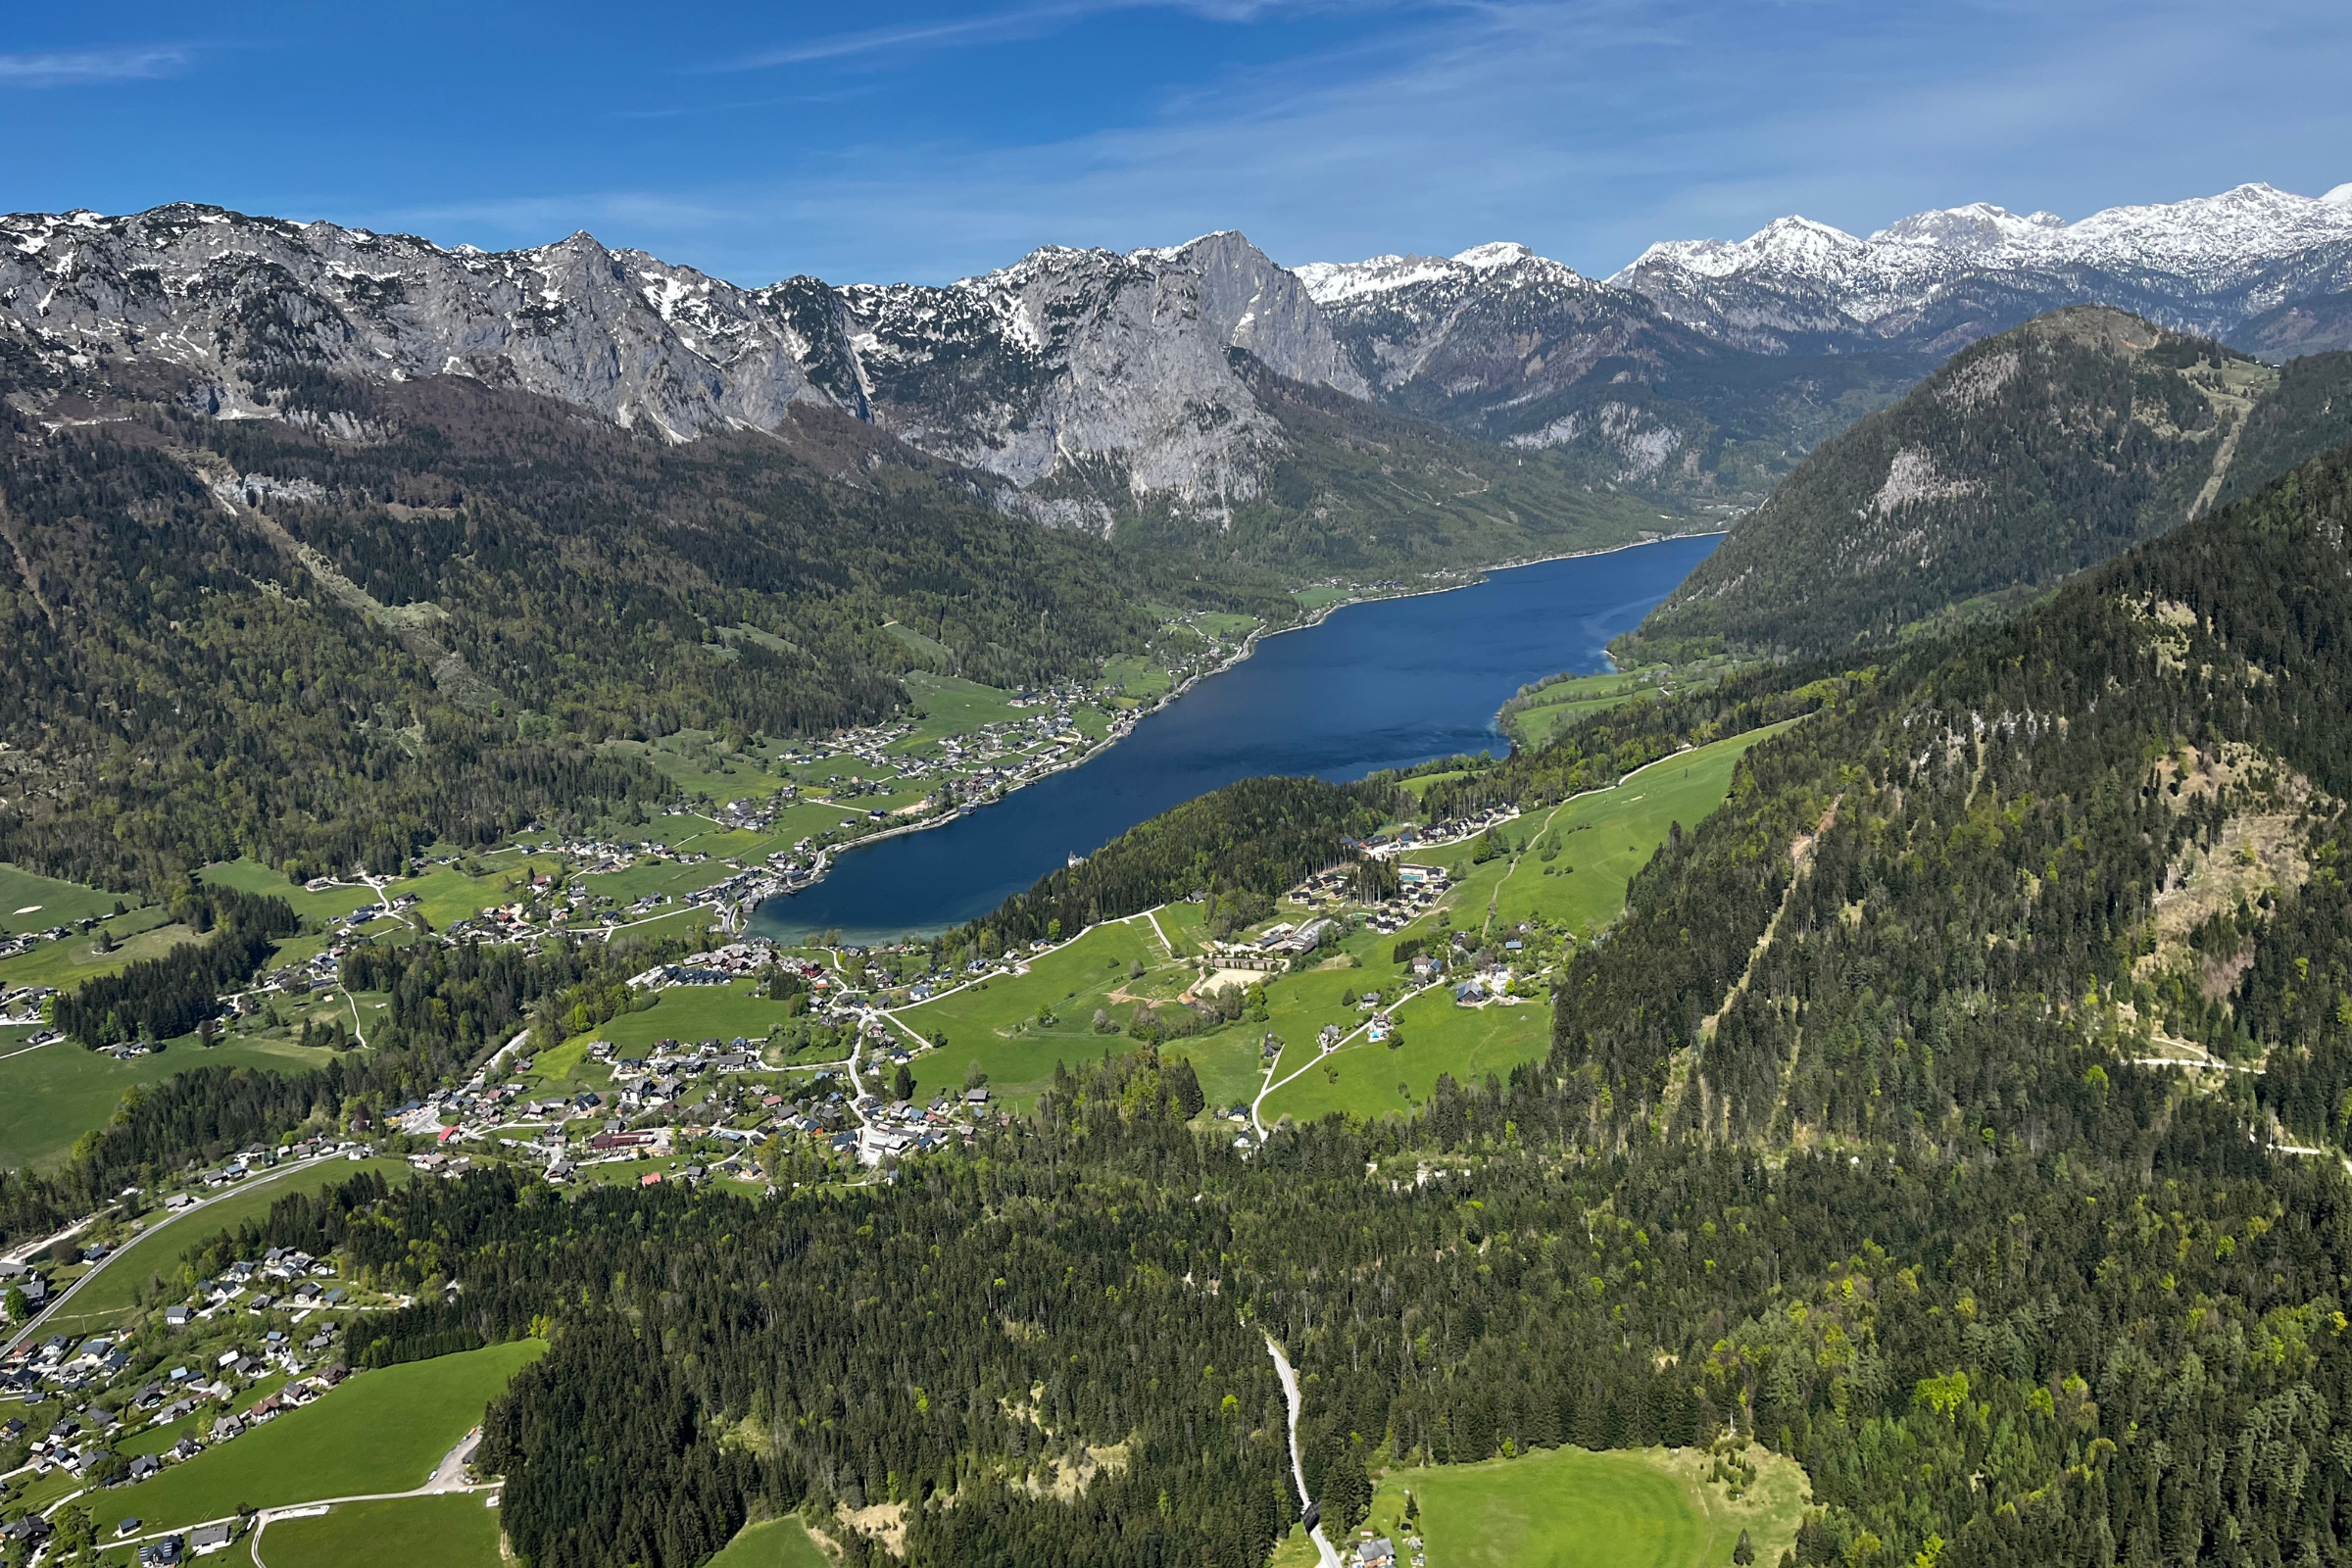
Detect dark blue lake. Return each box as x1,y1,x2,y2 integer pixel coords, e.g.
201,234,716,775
752,533,1720,943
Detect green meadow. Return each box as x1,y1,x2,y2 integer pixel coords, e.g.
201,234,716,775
258,1493,506,1568
0,862,125,936
567,981,803,1054
1258,723,1788,1122
872,718,1796,1129
1384,1444,1810,1568
0,1035,327,1173
105,1341,545,1533
706,1516,834,1568
896,918,1164,1106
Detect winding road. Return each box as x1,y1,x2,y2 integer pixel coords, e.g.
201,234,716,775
1264,1332,1343,1568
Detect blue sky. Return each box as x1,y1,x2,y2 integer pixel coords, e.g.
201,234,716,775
3,0,2347,286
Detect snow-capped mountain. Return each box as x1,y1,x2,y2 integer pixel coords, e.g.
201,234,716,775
1611,182,2352,355
1295,239,1928,503
7,179,2350,531
0,208,1359,529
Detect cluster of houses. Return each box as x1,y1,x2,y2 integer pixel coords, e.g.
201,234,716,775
1364,806,1522,859
1,1314,343,1496
1350,1529,1426,1568
1366,866,1452,934
0,983,54,1025
0,924,76,961
172,1245,343,1321
853,1086,995,1164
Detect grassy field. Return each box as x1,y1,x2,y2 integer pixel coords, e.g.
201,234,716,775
1258,725,1788,1122
1261,991,1548,1124
569,981,801,1054
0,1036,327,1173
1491,724,1791,936
40,1158,413,1332
105,1341,546,1533
861,720,1797,1129
707,1516,833,1568
607,732,790,806
200,859,384,923
882,619,956,667
0,862,126,936
1503,672,1654,750
0,906,191,994
895,671,1027,747
1380,1444,1810,1568
258,1493,505,1568
1100,653,1175,702
896,919,1163,1106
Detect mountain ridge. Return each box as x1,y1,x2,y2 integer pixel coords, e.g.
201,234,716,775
10,178,2352,562
1623,306,2287,656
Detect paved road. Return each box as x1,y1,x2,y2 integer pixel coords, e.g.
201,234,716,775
3,1152,352,1356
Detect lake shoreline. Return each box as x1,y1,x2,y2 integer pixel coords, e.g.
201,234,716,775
754,529,1725,940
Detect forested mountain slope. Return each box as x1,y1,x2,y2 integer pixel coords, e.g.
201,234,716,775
77,435,2352,1568
0,359,1183,892
1625,307,2352,657
2213,349,2352,511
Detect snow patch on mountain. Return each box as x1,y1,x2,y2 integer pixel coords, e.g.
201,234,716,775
1295,241,1581,306
1613,183,2352,348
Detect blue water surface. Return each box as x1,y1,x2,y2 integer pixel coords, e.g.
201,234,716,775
752,533,1719,943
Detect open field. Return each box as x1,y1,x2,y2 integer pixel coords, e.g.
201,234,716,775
569,981,799,1054
0,1036,328,1172
881,619,955,666
39,1158,413,1333
259,1493,505,1568
1503,672,1653,749
1100,653,1175,701
0,862,127,936
1259,724,1788,1121
514,1035,613,1097
1492,723,1791,934
0,907,191,994
106,1341,546,1533
896,919,1162,1106
201,859,385,924
1261,990,1548,1123
893,671,1029,747
605,731,790,807
893,719,1798,1130
1381,1444,1810,1568
707,1516,833,1568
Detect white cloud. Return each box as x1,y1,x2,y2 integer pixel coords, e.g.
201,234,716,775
0,46,191,88
359,0,2352,289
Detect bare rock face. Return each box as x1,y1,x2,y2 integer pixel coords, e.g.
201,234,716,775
0,207,1360,522
11,180,2352,530
841,231,1364,520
